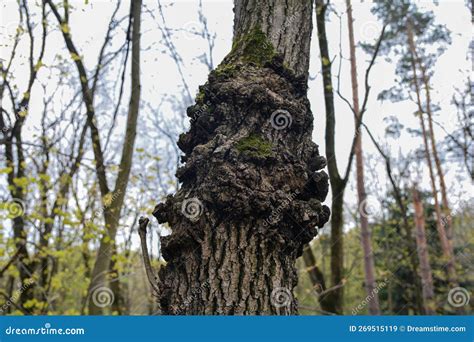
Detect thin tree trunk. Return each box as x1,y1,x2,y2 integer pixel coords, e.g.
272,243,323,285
86,0,142,314
418,64,453,241
315,0,344,314
345,0,380,315
154,0,330,315
314,0,386,314
109,244,123,315
363,122,425,314
412,185,436,315
1,0,47,312
45,0,140,314
36,120,88,314
302,245,333,313
5,276,15,314
407,22,457,286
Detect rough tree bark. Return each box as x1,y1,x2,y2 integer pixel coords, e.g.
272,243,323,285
153,0,330,315
345,0,380,315
412,186,435,315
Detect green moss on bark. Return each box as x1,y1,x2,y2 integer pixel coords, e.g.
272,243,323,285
226,27,276,67
196,88,205,103
214,64,238,78
236,134,273,158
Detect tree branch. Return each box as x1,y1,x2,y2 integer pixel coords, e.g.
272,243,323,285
340,25,386,184
138,217,161,313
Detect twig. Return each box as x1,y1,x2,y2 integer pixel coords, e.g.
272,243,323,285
336,24,387,184
0,290,30,315
137,217,161,314
337,25,387,182
0,249,21,278
317,281,346,298
298,305,337,316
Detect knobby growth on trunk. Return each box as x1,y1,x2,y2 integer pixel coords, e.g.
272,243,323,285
152,0,330,315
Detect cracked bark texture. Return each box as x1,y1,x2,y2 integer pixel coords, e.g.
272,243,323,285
153,0,330,315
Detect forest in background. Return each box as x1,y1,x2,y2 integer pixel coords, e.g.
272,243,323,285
0,0,472,315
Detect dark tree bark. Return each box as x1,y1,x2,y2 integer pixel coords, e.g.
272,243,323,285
153,0,330,315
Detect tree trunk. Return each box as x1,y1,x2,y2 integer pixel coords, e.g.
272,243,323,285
87,0,142,314
364,126,424,314
412,186,436,315
7,116,33,312
345,0,380,315
407,22,458,286
302,245,333,313
109,244,123,315
154,0,330,315
314,0,344,314
418,64,453,241
45,0,141,314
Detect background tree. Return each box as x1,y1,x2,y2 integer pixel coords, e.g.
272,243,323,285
412,185,435,314
0,0,48,312
314,0,384,314
370,0,458,287
344,0,380,315
45,0,143,314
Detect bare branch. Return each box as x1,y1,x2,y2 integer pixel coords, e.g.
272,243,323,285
138,216,161,313
341,25,386,184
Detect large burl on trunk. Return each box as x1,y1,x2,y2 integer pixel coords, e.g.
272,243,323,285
153,0,330,315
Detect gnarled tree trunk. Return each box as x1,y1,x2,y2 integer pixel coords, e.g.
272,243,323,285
154,0,330,315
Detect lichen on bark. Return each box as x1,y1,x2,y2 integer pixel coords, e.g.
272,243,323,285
153,7,329,315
